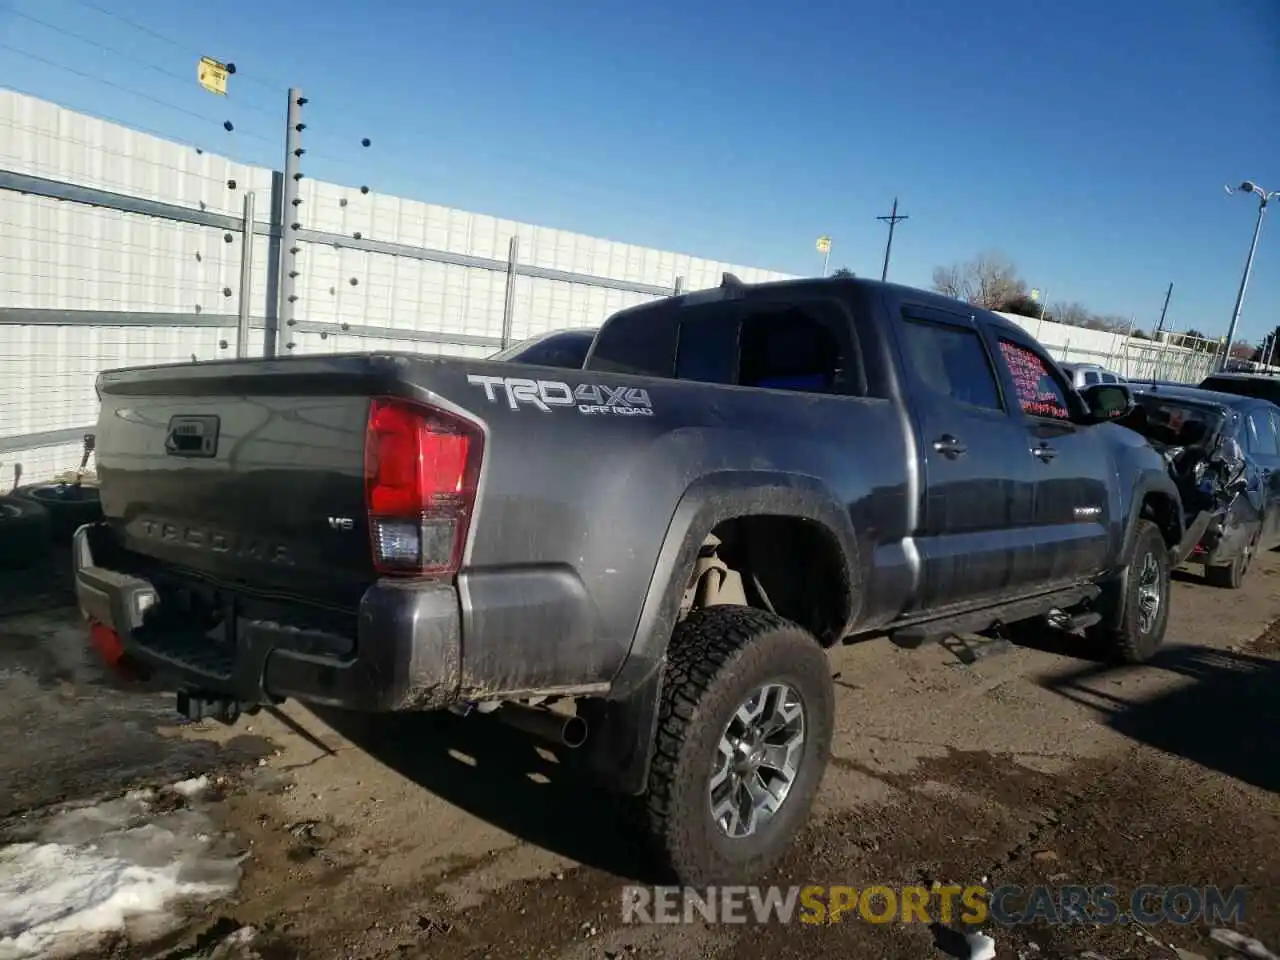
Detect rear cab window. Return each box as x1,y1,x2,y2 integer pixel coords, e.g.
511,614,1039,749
584,304,679,377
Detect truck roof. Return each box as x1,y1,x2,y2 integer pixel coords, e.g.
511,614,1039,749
613,274,1016,331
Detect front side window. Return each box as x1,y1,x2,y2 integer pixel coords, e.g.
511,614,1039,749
998,340,1072,421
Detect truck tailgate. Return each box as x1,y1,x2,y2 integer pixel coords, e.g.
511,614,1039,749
93,354,429,608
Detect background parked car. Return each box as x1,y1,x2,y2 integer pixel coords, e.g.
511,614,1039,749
1059,361,1129,392
487,328,597,368
1126,381,1280,588
1198,371,1280,406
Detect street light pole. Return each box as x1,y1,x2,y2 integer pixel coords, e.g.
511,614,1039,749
1219,181,1279,371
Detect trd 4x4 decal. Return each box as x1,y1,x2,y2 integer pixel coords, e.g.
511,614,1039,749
466,375,654,416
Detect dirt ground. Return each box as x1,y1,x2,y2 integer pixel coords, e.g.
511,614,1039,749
1,546,1277,960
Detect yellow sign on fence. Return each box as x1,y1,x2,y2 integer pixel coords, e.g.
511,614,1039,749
197,57,229,96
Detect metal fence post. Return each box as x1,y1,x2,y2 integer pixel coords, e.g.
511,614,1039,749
236,190,256,358
262,170,283,358
673,276,685,295
500,235,519,348
275,88,304,356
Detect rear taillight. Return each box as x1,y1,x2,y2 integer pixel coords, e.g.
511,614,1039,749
364,397,484,576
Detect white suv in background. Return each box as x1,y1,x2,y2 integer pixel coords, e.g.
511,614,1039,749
1058,361,1128,392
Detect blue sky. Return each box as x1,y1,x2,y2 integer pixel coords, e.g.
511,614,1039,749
2,0,1278,340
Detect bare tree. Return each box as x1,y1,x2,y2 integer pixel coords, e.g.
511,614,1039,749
1052,302,1093,329
1092,314,1133,334
931,263,966,301
930,251,1027,309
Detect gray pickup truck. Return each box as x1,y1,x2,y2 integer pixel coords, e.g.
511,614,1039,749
74,275,1190,886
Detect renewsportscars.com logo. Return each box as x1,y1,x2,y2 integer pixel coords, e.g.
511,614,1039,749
467,374,654,416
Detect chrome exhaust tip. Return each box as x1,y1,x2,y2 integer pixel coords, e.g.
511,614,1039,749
493,702,588,749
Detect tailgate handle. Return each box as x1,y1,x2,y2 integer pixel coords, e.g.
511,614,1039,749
165,415,220,458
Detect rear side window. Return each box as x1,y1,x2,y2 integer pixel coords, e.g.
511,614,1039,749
900,320,1002,410
738,309,846,393
1084,371,1100,385
675,308,740,384
997,340,1072,421
673,300,864,395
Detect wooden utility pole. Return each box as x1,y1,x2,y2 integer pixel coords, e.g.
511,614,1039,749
877,197,909,282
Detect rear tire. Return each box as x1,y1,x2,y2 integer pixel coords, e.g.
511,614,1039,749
1204,532,1257,590
643,606,834,887
1087,519,1170,663
0,495,52,569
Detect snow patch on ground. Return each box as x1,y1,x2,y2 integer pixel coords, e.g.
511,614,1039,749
0,788,242,959
170,775,211,799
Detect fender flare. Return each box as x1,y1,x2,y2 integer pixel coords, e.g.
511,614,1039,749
1099,473,1185,633
582,470,860,796
1118,471,1185,569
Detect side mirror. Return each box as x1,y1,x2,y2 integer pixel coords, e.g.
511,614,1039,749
1078,383,1134,423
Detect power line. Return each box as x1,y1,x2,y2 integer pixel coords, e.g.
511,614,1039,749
0,42,278,147
7,5,277,119
59,0,287,93
24,2,377,179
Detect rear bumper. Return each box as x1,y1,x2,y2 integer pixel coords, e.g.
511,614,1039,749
72,524,461,712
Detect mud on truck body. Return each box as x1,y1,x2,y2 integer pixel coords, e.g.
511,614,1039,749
74,275,1193,886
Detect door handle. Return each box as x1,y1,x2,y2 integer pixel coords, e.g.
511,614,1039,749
933,434,967,459
1032,443,1057,462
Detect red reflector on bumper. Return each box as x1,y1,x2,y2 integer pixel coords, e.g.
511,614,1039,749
89,621,126,667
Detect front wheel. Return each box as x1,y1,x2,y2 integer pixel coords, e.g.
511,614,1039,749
1088,519,1171,663
644,606,834,887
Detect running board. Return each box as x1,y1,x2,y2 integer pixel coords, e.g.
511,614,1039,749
888,584,1101,649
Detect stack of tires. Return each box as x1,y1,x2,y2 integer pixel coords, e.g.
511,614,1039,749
0,482,103,570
